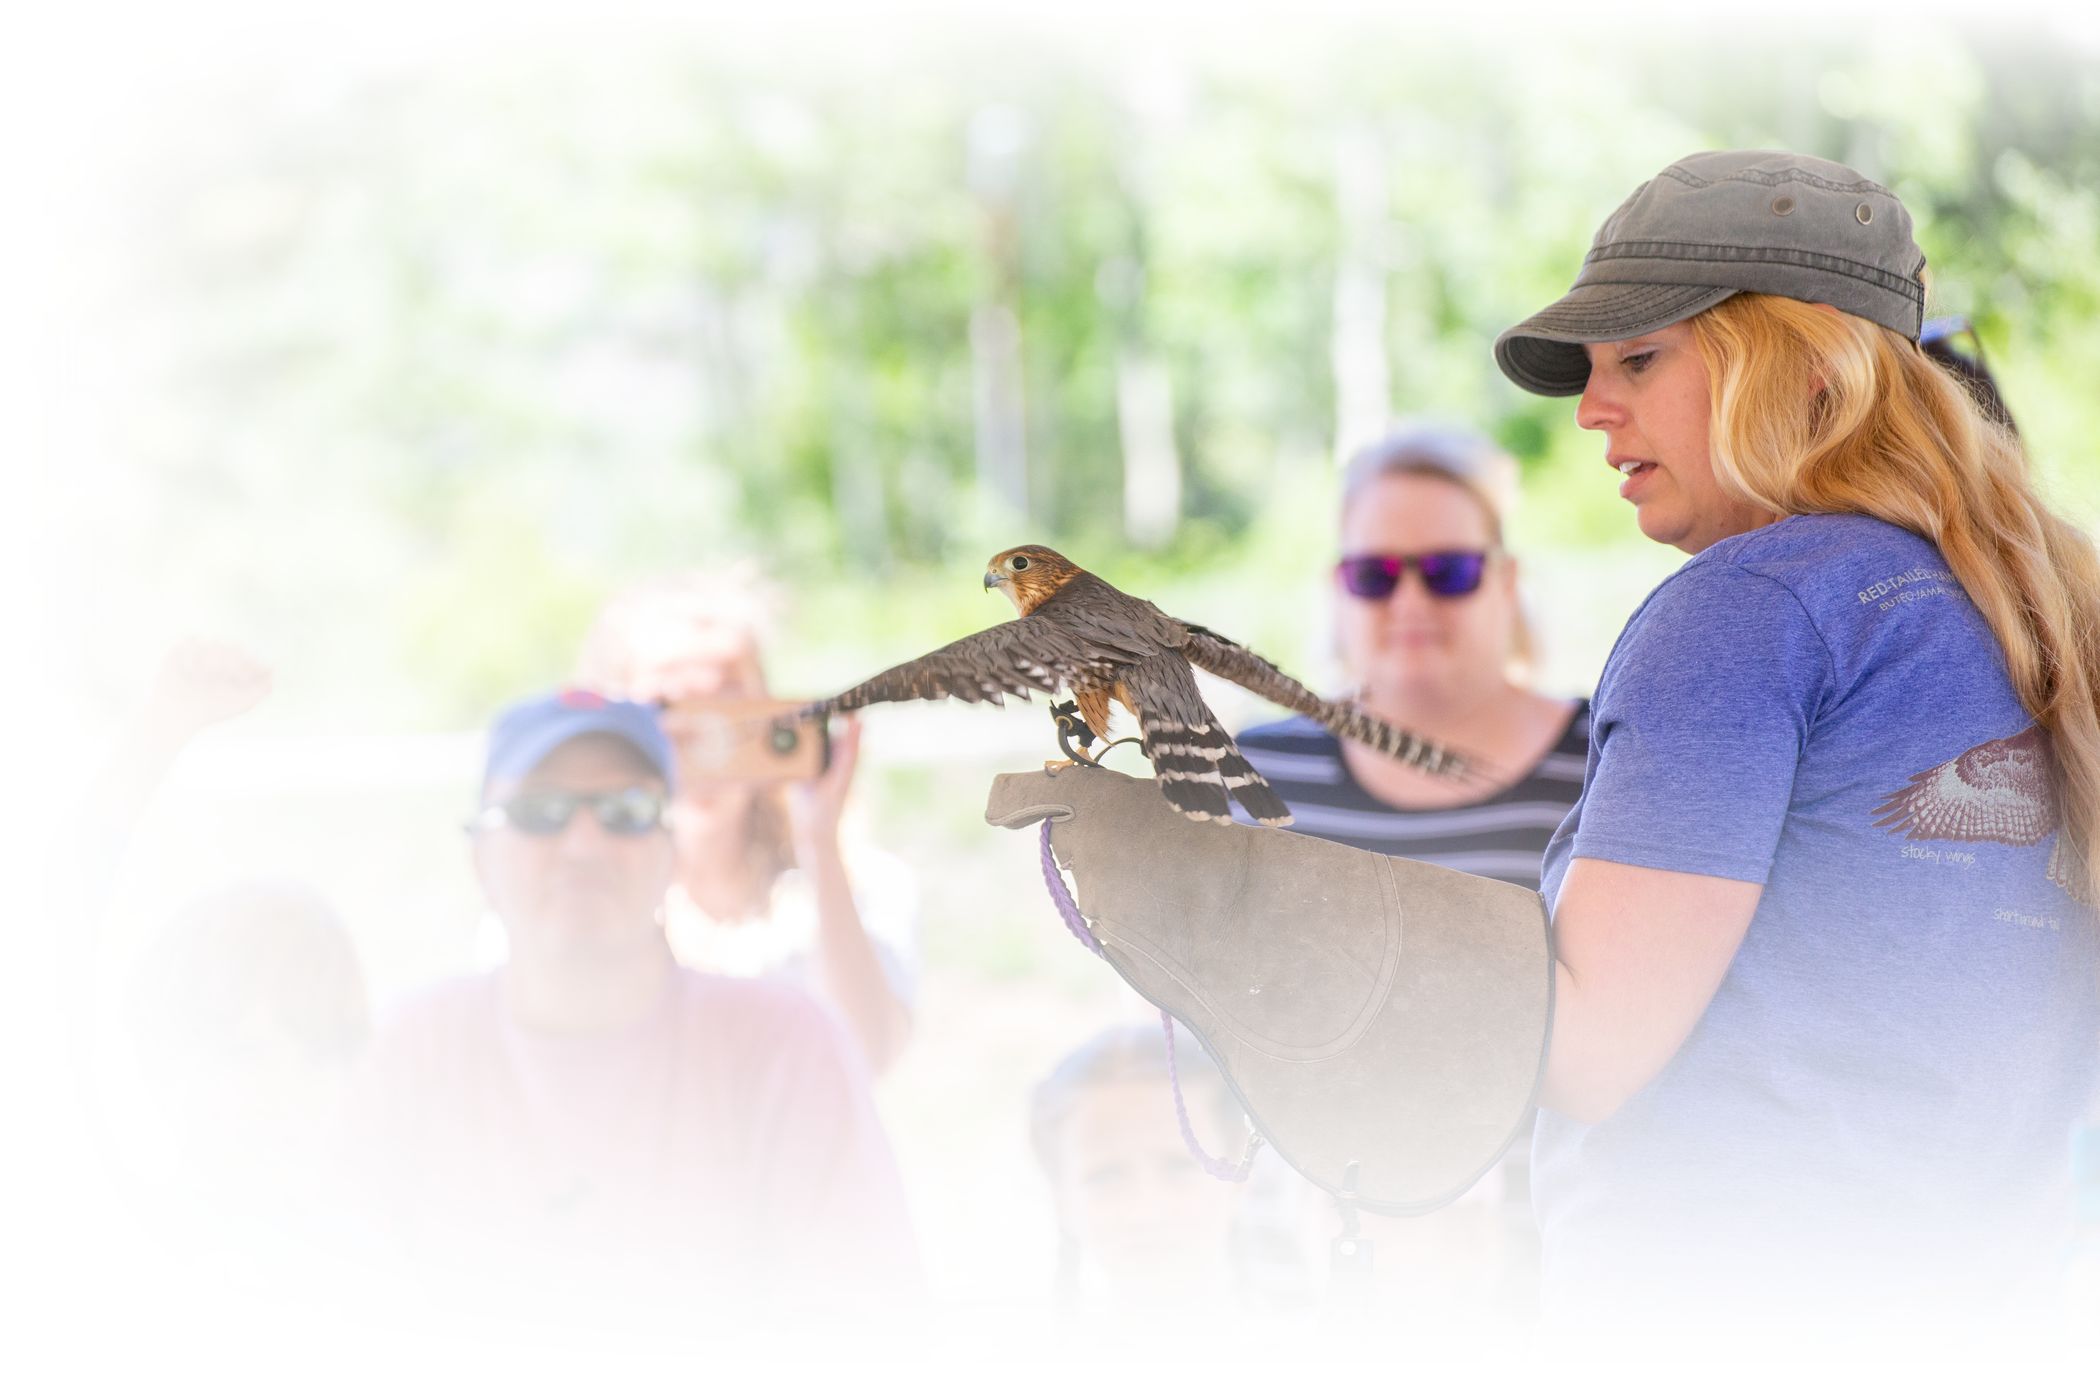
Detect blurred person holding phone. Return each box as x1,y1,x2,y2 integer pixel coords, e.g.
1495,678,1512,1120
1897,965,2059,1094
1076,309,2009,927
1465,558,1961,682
577,573,916,1074
352,689,918,1320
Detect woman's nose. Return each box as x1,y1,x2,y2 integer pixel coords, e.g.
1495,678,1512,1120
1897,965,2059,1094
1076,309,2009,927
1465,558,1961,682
1381,568,1441,609
1574,367,1620,432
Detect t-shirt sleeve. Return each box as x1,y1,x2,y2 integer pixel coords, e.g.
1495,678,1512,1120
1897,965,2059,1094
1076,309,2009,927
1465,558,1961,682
1570,562,1831,885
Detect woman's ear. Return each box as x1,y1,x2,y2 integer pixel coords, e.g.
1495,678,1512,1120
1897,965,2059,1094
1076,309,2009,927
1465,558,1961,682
1805,303,1844,397
1496,550,1522,597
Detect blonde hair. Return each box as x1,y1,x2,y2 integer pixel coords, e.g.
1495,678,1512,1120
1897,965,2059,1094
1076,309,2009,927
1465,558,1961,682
1690,293,2100,902
1339,422,1535,674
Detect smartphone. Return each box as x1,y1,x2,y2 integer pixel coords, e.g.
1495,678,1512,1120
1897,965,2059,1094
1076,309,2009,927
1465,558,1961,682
657,698,831,784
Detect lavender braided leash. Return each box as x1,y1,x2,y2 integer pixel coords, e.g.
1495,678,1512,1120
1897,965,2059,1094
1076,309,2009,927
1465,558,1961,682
1038,817,1104,956
1038,820,1261,1183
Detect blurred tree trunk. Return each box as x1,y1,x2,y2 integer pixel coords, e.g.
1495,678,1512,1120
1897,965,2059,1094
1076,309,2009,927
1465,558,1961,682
1105,89,1181,550
1331,118,1391,459
1116,351,1180,547
830,410,893,572
968,106,1031,521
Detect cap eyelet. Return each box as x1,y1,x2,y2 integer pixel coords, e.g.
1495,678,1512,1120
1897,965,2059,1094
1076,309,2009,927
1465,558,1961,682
1771,195,1796,216
1856,203,1874,225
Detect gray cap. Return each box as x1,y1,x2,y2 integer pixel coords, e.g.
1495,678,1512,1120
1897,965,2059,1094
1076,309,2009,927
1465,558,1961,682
1495,150,1929,397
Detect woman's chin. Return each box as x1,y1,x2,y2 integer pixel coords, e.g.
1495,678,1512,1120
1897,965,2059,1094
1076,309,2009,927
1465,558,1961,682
1632,500,1703,551
1366,674,1457,712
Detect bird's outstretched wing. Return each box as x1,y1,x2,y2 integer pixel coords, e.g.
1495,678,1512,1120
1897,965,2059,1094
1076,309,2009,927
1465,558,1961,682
805,613,1148,717
1177,624,1468,778
1870,727,2058,845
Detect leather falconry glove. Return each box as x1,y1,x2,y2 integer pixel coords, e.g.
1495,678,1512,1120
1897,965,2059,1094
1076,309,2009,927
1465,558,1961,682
987,764,1553,1215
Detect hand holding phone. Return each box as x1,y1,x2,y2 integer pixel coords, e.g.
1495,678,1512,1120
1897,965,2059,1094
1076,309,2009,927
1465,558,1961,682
658,698,831,784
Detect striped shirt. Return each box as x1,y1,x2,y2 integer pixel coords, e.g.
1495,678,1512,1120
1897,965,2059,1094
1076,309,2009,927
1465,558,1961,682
1233,700,1591,893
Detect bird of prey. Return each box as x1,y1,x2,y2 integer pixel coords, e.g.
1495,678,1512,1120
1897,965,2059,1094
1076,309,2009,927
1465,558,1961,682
802,545,1466,826
1872,724,2084,894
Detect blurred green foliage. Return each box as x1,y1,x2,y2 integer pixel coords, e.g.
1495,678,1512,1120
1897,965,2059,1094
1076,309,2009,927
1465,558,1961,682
73,21,2100,726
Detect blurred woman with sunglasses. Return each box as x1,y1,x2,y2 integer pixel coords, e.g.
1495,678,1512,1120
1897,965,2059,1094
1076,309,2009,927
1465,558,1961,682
1234,422,1586,1323
1236,422,1587,892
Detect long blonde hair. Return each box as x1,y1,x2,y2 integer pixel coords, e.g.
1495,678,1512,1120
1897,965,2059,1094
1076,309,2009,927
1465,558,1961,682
1690,292,2100,901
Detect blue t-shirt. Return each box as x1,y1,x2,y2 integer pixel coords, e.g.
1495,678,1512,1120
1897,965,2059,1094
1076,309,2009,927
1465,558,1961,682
1536,513,2100,1316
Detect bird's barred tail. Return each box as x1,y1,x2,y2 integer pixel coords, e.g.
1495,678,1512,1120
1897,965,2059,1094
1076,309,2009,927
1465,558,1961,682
1142,718,1293,828
1177,626,1467,780
1319,700,1468,779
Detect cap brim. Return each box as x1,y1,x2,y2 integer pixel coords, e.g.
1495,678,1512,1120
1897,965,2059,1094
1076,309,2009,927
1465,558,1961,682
1494,282,1739,396
484,712,672,794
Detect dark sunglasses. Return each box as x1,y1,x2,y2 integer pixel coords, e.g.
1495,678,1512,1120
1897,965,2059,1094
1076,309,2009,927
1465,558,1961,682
467,787,669,838
1335,551,1494,600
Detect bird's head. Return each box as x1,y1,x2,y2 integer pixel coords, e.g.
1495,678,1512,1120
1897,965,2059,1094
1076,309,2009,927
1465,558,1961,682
983,546,1080,616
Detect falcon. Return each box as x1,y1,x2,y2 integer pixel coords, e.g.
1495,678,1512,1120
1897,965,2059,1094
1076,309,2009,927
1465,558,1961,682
802,545,1466,826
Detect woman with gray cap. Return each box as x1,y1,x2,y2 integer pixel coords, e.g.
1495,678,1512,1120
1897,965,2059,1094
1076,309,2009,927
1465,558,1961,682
1494,150,2100,1323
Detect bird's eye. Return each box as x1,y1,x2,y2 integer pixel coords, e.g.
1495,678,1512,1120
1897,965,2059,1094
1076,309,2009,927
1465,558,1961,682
1011,555,1031,571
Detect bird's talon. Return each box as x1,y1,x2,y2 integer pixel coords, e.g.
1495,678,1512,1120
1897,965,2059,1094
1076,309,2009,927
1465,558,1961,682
1051,700,1101,765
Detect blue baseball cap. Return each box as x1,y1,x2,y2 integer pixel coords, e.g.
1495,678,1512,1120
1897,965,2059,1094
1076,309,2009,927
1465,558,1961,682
481,689,676,795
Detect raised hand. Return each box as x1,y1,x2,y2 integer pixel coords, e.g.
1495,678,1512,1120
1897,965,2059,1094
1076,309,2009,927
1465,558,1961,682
141,638,273,743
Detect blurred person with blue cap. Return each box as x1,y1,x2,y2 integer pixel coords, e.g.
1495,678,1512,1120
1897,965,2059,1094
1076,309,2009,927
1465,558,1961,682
468,689,684,1032
351,687,919,1325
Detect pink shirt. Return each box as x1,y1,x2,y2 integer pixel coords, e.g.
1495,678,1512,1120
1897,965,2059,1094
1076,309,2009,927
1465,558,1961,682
354,967,918,1310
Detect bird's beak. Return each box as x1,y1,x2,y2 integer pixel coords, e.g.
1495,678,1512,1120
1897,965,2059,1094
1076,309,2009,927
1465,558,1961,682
983,570,1003,592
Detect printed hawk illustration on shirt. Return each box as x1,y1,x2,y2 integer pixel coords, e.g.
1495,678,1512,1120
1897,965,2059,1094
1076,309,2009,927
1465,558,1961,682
802,545,1466,826
1871,725,2080,892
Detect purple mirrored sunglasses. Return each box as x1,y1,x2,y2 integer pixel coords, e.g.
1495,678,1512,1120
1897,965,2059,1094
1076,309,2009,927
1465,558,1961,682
1335,551,1493,600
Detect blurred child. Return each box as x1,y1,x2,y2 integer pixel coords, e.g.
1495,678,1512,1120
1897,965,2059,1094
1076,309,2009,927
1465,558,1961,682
123,879,370,1219
1029,1023,1250,1313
